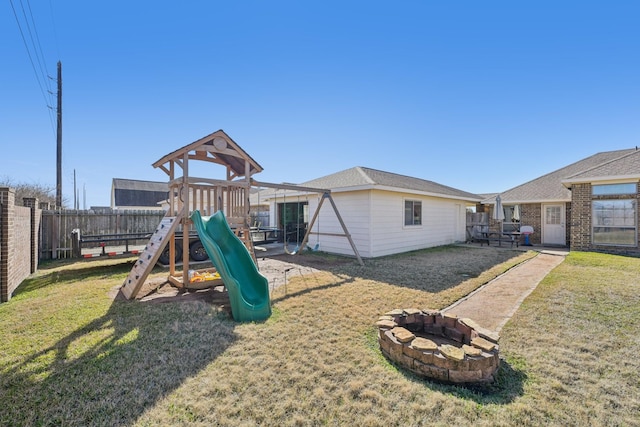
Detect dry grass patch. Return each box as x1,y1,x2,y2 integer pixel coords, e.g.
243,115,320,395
273,245,534,307
9,247,638,426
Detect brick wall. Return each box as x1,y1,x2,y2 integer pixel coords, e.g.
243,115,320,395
487,202,574,247
0,188,41,302
570,183,591,250
520,203,542,245
487,202,543,245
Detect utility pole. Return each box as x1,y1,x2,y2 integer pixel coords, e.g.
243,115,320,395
56,61,62,209
73,168,77,210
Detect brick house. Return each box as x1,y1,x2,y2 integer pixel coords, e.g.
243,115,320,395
481,148,639,254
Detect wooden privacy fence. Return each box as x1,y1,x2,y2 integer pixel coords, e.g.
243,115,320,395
466,211,489,242
40,209,166,260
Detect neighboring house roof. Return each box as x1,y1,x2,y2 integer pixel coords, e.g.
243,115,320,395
112,178,168,192
483,148,637,204
301,166,482,202
112,178,168,208
562,149,640,185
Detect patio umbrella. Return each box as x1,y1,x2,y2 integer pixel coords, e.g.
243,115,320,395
513,204,521,222
493,195,505,221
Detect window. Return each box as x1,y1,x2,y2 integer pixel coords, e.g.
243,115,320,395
404,200,422,226
592,199,636,245
501,204,521,233
592,183,636,196
546,205,562,225
591,183,637,246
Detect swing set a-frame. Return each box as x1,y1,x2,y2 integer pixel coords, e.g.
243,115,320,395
250,179,363,266
120,129,362,300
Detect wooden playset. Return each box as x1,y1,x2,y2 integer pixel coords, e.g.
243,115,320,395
120,129,362,301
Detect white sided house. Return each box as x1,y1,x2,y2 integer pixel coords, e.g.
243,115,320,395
256,167,482,258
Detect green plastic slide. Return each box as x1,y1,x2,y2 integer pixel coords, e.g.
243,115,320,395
190,210,271,322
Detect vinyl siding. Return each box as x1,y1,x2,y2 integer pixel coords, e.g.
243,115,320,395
308,189,467,258
307,192,372,258
368,190,465,257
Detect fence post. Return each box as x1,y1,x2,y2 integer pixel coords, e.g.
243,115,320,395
52,210,59,259
71,229,81,258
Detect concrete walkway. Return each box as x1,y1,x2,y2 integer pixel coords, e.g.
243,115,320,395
443,250,567,333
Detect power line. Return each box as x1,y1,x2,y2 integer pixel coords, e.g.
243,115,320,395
26,0,58,130
22,0,52,94
9,0,57,134
24,0,57,131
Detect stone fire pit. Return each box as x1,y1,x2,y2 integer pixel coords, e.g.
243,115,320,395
376,309,500,384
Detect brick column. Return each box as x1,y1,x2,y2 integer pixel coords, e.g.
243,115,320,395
23,197,39,273
0,188,15,302
570,183,591,250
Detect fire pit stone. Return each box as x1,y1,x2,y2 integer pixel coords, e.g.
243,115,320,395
376,308,500,384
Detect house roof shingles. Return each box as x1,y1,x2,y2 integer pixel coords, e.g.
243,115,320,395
484,148,637,204
112,178,168,192
302,166,482,201
563,149,640,183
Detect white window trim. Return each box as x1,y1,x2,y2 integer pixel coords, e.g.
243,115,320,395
403,199,423,227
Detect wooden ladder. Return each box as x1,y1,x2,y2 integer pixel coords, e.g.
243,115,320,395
120,213,182,299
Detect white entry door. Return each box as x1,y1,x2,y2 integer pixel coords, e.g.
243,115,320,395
542,204,566,246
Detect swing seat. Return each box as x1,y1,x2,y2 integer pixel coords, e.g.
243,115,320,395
284,243,300,255
306,243,320,252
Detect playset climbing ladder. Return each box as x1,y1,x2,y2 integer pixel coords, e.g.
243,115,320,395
120,213,182,299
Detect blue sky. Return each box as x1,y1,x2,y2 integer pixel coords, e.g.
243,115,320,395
2,1,639,208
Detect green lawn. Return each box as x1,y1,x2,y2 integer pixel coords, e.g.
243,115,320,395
1,249,638,426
